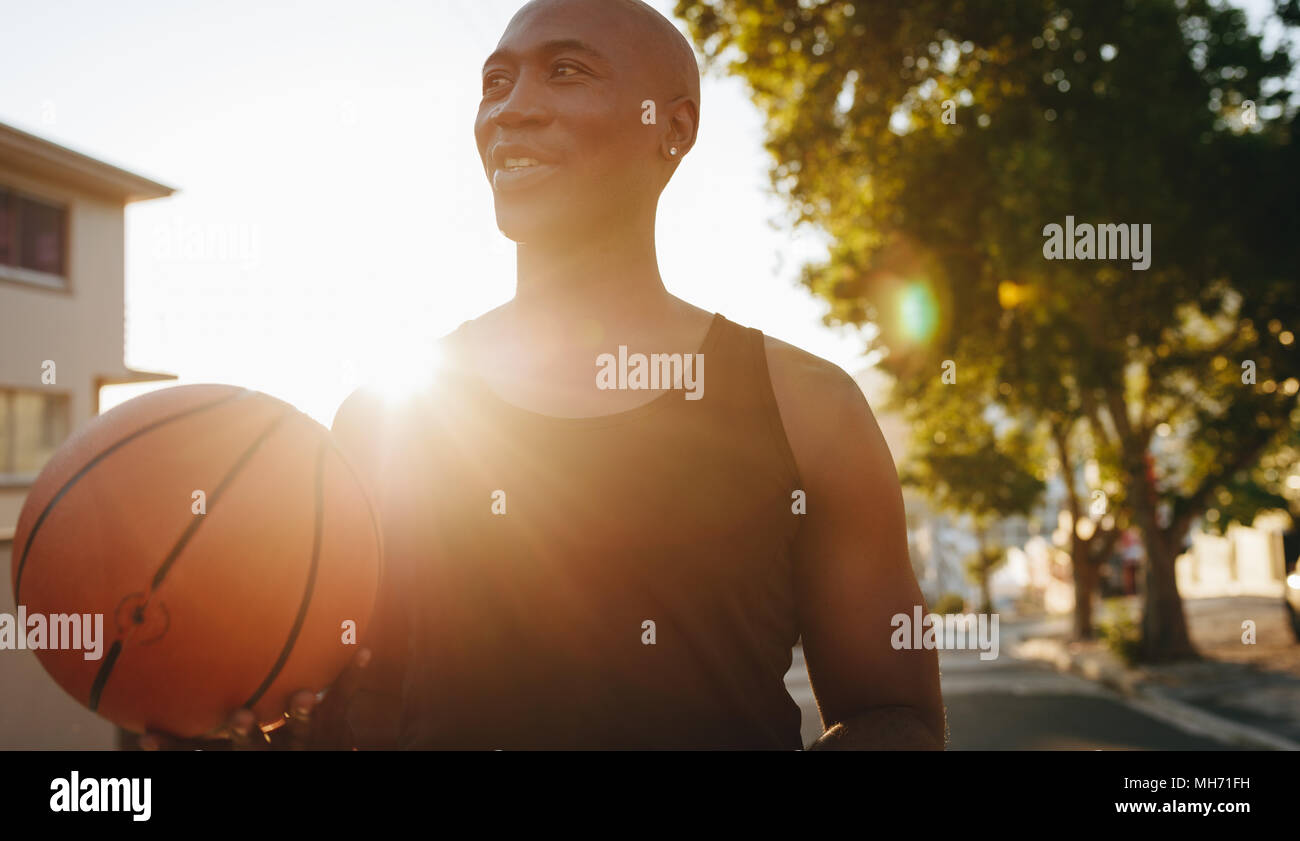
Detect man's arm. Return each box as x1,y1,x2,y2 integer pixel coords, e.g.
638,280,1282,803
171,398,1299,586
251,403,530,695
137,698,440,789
321,387,416,748
766,338,945,749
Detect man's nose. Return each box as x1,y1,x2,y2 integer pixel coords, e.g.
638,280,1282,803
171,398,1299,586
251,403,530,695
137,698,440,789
489,70,553,127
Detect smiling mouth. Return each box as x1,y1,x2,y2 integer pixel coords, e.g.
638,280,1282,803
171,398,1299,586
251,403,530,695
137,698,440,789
492,158,556,191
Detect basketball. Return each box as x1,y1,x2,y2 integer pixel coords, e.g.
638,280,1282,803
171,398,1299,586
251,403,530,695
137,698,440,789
9,384,382,738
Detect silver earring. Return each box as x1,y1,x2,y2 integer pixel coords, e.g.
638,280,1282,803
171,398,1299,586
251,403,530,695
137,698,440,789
670,147,679,156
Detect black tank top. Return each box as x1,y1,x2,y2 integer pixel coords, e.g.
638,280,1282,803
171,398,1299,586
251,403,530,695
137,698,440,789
364,313,804,749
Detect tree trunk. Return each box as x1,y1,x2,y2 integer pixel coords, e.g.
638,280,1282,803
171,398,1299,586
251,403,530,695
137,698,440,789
974,520,993,615
1071,544,1096,640
1130,459,1198,662
1050,418,1096,640
1104,388,1197,662
1139,537,1197,661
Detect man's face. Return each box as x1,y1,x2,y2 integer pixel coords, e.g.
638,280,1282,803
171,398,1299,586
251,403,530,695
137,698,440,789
475,0,665,244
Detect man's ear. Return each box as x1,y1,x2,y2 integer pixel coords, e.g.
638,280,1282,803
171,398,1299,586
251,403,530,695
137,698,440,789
660,96,699,159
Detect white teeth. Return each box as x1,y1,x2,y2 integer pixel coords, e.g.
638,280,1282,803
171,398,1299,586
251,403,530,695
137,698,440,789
502,157,539,171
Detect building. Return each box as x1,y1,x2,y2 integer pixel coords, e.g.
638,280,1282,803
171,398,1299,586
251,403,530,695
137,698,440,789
1176,513,1290,599
1,120,175,747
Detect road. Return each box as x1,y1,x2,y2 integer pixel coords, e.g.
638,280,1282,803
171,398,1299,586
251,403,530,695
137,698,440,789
782,621,1236,750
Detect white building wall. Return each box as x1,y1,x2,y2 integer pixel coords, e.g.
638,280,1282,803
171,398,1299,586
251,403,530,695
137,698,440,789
0,166,129,749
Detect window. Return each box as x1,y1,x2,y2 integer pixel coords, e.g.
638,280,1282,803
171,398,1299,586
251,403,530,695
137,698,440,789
0,187,68,287
0,388,71,482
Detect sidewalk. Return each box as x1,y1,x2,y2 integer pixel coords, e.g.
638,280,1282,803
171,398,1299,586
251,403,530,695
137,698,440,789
1014,596,1300,750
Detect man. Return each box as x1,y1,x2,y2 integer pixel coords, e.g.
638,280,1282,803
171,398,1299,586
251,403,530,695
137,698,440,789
148,0,944,751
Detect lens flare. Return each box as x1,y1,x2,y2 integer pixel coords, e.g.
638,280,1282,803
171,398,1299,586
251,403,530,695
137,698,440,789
898,280,939,344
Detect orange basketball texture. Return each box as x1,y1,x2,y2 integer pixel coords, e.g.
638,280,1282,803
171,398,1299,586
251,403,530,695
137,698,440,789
10,384,382,738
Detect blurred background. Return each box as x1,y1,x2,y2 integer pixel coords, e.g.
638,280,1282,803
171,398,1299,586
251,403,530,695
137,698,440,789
1,0,1297,749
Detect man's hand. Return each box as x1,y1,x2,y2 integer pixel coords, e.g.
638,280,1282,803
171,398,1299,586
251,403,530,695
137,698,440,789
809,707,945,750
137,647,372,750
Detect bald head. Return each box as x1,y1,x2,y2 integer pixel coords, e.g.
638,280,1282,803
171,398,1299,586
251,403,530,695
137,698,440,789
606,0,701,106
513,0,700,110
477,0,703,244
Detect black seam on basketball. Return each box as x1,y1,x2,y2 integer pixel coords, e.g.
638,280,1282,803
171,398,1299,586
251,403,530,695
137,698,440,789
148,409,295,590
88,640,123,712
82,408,297,717
241,438,326,711
13,388,256,602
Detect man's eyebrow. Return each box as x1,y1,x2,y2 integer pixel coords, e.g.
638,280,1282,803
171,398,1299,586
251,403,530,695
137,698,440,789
482,39,610,72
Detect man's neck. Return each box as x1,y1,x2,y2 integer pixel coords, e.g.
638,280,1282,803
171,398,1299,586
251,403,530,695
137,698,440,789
507,215,689,348
451,216,714,414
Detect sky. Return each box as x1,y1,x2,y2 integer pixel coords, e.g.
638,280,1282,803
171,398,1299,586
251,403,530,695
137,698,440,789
0,0,1282,426
0,0,870,425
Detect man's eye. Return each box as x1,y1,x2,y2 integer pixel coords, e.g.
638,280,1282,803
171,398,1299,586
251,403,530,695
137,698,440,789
552,61,584,78
482,74,510,94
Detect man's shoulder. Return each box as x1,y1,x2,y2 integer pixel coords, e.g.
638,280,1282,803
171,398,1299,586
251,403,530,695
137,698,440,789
760,332,868,421
331,384,430,435
758,332,891,484
332,360,473,446
331,320,487,433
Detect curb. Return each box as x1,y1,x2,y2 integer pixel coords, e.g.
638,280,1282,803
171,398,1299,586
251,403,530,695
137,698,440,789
1014,637,1300,751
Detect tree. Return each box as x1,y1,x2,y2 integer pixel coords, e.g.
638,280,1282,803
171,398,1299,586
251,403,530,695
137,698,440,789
896,372,1045,614
967,541,1007,616
677,0,1299,660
